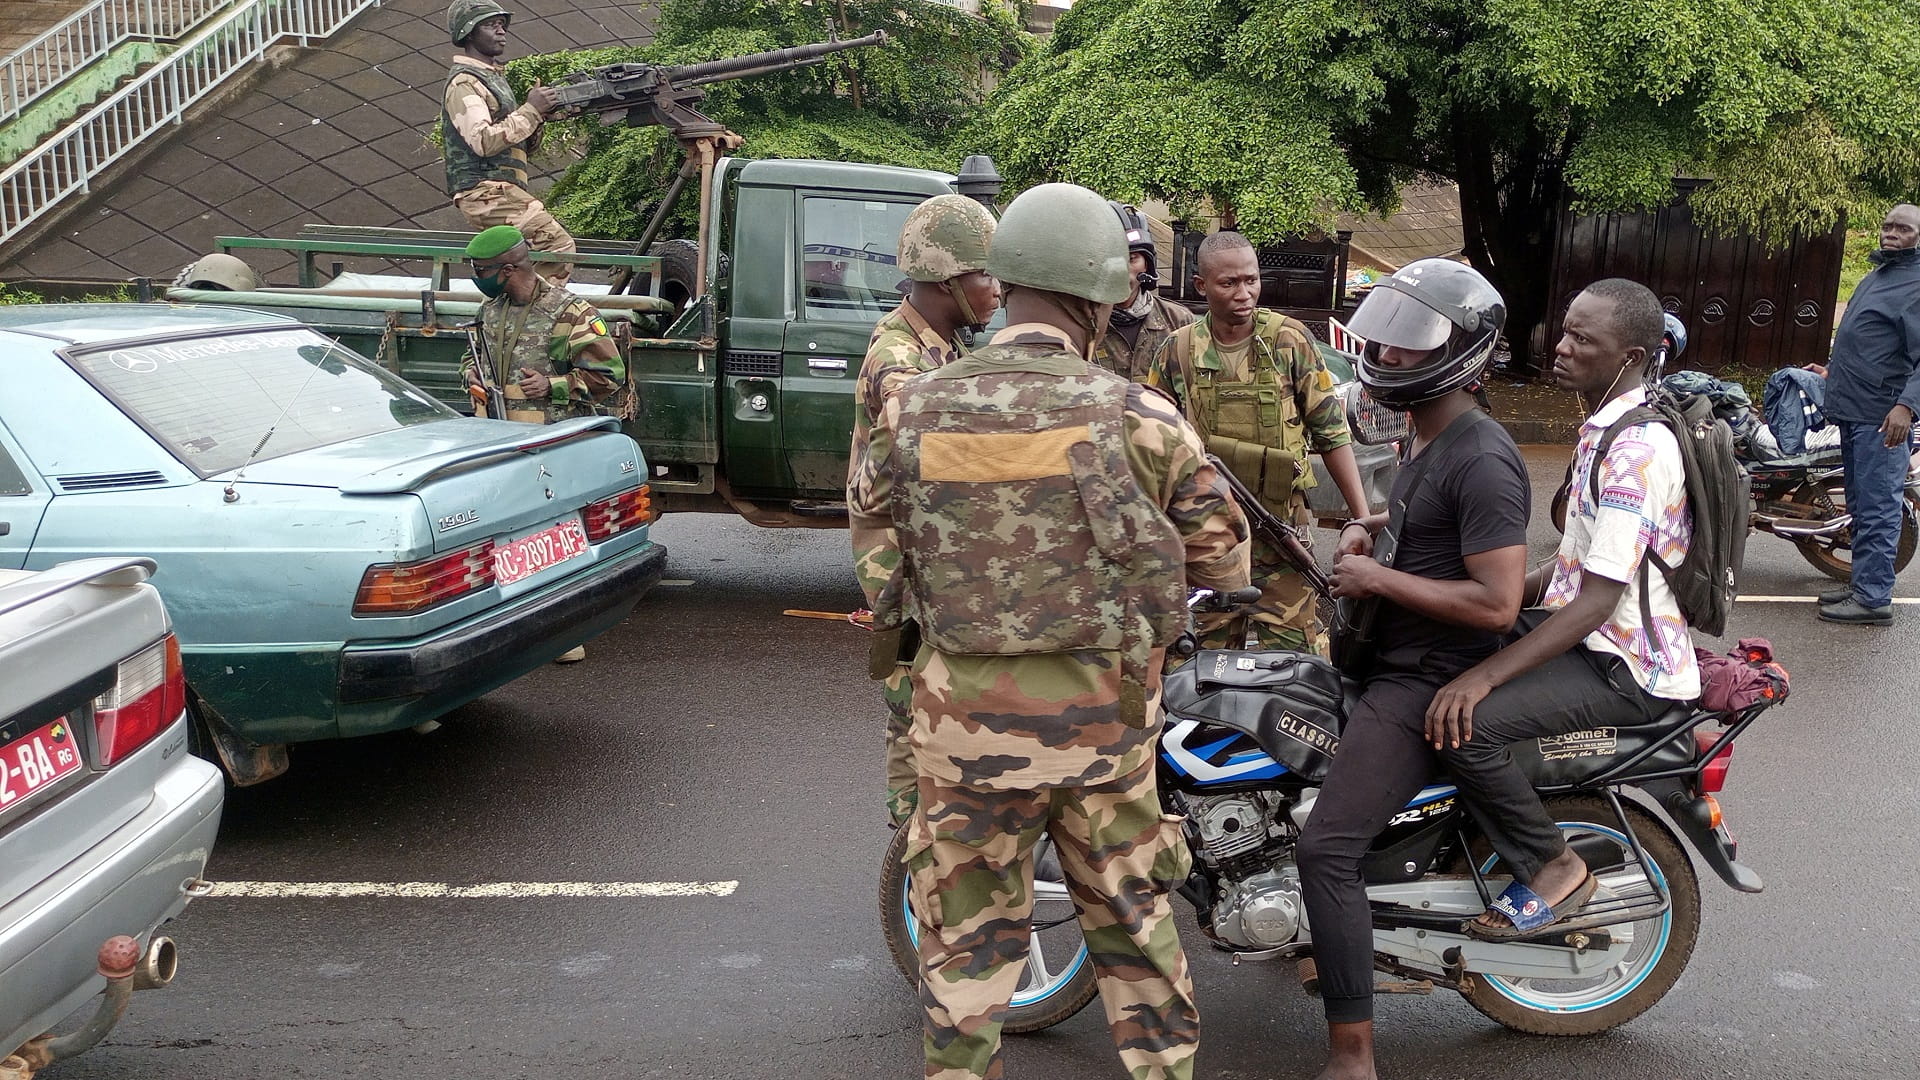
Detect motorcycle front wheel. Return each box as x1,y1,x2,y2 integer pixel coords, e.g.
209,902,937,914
878,823,1099,1033
1790,484,1919,582
1458,794,1701,1036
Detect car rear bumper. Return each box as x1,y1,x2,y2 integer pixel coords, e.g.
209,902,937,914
0,722,223,1056
333,539,667,732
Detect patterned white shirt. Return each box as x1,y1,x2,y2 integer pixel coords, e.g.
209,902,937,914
1543,387,1701,700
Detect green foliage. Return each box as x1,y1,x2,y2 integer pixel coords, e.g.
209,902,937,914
0,282,45,305
1836,226,1877,301
511,0,1032,239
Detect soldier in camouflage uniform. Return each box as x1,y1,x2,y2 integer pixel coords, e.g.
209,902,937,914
1094,202,1193,381
464,225,625,660
1146,230,1372,653
850,182,1251,1080
443,0,577,285
849,193,1000,827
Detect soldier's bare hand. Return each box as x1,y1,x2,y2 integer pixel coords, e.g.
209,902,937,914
516,368,552,398
527,84,557,117
1329,553,1386,599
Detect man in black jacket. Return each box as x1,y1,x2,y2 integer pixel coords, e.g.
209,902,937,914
1818,203,1920,625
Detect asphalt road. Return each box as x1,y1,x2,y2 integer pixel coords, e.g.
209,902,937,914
54,447,1920,1080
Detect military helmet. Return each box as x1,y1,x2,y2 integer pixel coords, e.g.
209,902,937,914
987,183,1131,305
897,194,996,283
448,0,511,43
175,252,260,292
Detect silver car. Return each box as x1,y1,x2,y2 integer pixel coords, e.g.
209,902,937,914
0,558,223,1072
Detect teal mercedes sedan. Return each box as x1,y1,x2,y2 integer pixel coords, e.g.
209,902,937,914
0,305,666,783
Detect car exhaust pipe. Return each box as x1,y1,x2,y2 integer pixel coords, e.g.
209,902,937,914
2,936,144,1076
133,936,178,991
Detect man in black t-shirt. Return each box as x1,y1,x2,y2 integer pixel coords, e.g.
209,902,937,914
1296,261,1530,1080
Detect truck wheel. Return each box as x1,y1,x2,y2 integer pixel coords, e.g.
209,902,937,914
646,240,699,315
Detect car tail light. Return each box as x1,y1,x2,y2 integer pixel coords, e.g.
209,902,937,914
93,634,186,766
355,542,496,615
1695,730,1735,793
582,484,654,542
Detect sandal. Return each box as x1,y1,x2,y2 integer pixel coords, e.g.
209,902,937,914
1465,873,1599,941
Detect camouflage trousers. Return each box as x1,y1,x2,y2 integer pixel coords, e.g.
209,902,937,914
885,663,917,825
904,759,1199,1080
1197,509,1329,655
453,180,577,286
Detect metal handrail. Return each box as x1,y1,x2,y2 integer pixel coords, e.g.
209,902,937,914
0,0,379,247
0,0,238,125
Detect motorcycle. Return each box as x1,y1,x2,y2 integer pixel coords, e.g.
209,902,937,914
880,586,1781,1038
1745,443,1920,583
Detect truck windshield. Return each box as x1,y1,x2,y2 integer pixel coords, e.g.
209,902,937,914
64,327,454,477
801,196,917,320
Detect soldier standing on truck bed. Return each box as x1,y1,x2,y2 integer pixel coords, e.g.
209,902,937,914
442,0,577,285
1147,229,1372,653
848,193,1001,828
1094,201,1193,381
463,224,626,662
850,181,1251,1080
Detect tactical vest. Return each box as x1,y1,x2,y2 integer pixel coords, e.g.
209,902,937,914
879,347,1189,722
1170,311,1316,510
443,65,531,195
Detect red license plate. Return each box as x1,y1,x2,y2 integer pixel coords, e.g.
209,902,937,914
493,518,589,586
0,718,84,810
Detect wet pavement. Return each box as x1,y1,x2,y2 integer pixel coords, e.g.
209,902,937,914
50,448,1920,1079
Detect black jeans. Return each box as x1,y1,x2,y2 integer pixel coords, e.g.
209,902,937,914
1297,671,1448,1024
1439,643,1669,882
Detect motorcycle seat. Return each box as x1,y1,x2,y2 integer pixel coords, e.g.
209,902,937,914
1509,703,1702,788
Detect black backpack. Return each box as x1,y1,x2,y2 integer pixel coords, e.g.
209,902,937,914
1585,387,1749,638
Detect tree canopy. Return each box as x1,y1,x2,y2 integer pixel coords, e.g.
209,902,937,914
983,0,1920,368
510,0,1031,238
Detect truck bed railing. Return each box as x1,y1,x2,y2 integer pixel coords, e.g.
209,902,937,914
214,231,664,290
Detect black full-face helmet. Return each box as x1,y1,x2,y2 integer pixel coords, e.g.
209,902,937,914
1350,258,1506,407
1109,201,1159,291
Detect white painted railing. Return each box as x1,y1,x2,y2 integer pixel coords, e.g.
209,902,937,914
1,0,238,125
0,0,379,247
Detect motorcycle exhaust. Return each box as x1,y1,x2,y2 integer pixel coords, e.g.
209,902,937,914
1758,514,1851,538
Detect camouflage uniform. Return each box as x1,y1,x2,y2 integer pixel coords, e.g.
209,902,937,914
850,299,966,826
465,275,624,422
1095,292,1194,382
443,55,577,285
850,323,1250,1080
1146,309,1350,652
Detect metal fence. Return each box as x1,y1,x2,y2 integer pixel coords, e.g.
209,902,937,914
0,0,378,248
1,0,239,125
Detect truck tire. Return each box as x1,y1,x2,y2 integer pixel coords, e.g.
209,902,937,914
645,240,699,315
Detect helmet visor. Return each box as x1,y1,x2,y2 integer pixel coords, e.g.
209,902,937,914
1346,284,1454,352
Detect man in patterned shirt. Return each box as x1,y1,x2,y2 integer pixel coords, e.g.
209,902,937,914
442,0,576,285
464,224,626,661
849,193,999,826
1425,277,1697,940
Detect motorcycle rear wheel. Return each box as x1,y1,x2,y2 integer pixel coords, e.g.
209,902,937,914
1789,484,1919,582
878,822,1100,1034
1458,794,1700,1036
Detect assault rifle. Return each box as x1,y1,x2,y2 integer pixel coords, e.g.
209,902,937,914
549,30,890,137
1207,454,1334,606
462,321,508,420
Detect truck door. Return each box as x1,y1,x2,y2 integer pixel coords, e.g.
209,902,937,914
0,427,50,569
781,193,922,500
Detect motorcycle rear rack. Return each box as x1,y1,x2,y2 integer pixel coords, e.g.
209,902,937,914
1454,787,1673,942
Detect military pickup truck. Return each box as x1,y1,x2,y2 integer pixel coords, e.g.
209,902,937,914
166,154,967,526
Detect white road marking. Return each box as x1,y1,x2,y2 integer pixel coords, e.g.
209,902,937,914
204,880,739,899
1739,595,1920,604
657,579,695,587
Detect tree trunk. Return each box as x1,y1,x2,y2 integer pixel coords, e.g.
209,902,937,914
1451,111,1565,377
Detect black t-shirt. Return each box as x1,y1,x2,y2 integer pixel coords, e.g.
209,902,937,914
1371,413,1532,676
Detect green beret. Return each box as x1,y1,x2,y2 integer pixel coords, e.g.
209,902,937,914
466,225,526,260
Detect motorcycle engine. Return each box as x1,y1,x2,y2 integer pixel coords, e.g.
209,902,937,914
1182,791,1304,950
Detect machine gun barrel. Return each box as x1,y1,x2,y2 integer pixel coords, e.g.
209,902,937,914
663,30,889,87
